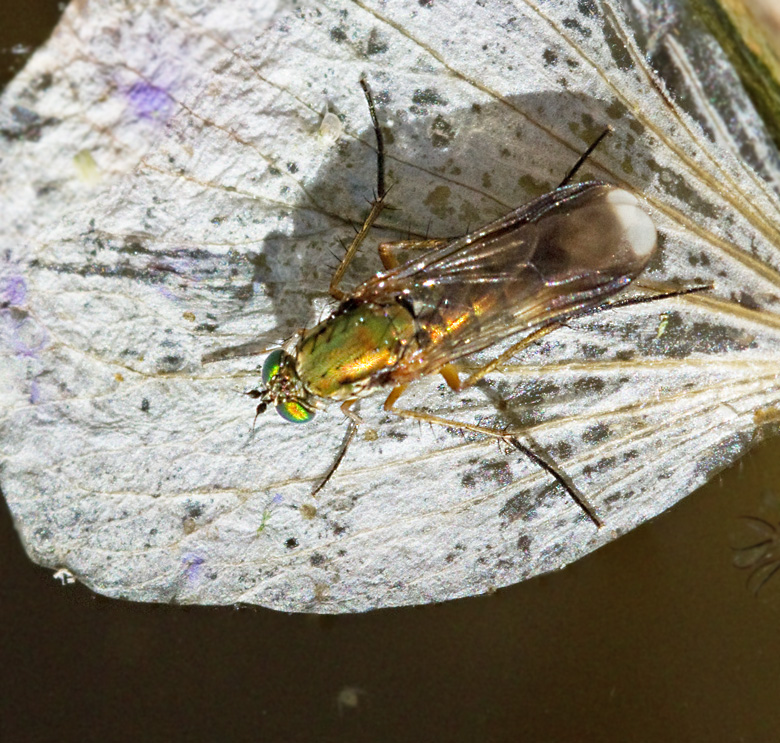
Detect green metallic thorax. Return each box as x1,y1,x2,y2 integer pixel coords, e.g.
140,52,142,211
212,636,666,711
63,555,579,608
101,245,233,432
296,301,415,400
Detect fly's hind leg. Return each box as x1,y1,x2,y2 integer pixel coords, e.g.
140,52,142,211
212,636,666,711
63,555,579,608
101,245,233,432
459,323,563,390
382,385,602,528
311,400,362,495
458,281,713,390
330,79,389,301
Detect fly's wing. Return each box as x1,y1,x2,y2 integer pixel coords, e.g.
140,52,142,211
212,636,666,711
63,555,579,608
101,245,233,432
353,182,657,378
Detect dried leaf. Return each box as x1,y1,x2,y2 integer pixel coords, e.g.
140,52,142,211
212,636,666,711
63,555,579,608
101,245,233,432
3,0,780,612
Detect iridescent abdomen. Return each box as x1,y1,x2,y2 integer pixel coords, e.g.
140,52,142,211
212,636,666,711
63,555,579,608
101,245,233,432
296,300,415,400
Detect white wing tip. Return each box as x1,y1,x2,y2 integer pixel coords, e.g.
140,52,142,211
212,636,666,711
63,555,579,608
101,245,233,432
606,188,657,259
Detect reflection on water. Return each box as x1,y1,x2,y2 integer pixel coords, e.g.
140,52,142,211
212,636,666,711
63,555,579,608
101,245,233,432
732,492,780,594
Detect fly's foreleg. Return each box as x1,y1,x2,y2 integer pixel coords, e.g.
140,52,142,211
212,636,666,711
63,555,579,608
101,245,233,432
558,126,612,187
329,79,388,301
382,386,602,528
311,400,362,495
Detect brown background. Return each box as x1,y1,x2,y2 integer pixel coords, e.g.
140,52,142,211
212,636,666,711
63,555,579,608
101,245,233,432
3,4,780,741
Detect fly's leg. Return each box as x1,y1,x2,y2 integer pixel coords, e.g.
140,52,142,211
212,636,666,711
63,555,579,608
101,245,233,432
458,283,711,390
458,324,562,390
382,385,602,528
311,400,362,495
558,126,613,187
329,79,388,301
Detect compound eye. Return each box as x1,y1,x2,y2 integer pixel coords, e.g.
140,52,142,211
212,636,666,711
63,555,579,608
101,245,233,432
262,349,285,384
276,400,315,423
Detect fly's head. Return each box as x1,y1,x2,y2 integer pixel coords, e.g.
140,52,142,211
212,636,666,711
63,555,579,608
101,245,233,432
247,348,316,425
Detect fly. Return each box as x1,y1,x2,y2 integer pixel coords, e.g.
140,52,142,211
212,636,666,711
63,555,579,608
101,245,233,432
248,80,706,528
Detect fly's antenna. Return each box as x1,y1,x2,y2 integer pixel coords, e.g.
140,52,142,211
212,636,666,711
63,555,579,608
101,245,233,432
246,388,271,431
360,78,386,200
558,125,613,188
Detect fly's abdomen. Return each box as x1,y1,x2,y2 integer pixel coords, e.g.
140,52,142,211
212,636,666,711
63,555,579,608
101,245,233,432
296,301,415,400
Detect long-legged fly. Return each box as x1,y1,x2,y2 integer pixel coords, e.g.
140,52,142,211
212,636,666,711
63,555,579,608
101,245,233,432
248,80,706,527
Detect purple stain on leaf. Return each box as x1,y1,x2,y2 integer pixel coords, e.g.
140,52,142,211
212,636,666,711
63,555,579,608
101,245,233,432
182,553,205,583
126,81,173,122
2,313,47,359
271,493,283,506
1,275,26,306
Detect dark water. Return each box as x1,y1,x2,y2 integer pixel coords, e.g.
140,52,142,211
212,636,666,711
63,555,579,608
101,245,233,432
3,4,780,742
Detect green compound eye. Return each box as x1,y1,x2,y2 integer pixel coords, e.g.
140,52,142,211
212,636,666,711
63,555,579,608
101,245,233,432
276,400,315,423
262,349,284,384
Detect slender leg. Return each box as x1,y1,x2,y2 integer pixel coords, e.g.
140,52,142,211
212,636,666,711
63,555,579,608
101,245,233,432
383,384,408,411
329,79,388,301
311,400,362,495
381,385,602,527
329,199,387,301
460,324,561,389
599,282,711,311
459,282,710,389
558,126,613,187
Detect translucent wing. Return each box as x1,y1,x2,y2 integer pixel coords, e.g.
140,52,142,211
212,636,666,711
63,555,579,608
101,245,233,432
353,181,657,380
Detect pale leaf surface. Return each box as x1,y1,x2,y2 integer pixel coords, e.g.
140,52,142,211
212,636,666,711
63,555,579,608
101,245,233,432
2,0,780,612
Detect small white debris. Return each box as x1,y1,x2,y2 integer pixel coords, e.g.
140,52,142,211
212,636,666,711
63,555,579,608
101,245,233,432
656,312,670,338
53,568,76,585
336,686,366,716
319,112,343,144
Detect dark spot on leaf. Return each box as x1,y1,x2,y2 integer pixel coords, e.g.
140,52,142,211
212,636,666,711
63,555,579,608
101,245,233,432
412,88,447,107
430,114,454,148
158,355,185,372
500,488,544,524
186,503,203,518
366,28,387,55
583,456,617,476
285,537,299,549
517,535,532,553
0,106,59,143
549,440,573,460
581,343,607,359
330,26,347,42
562,17,591,37
140,398,150,412
310,553,325,566
601,15,633,71
735,291,760,310
573,376,606,395
582,422,610,444
33,72,53,91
